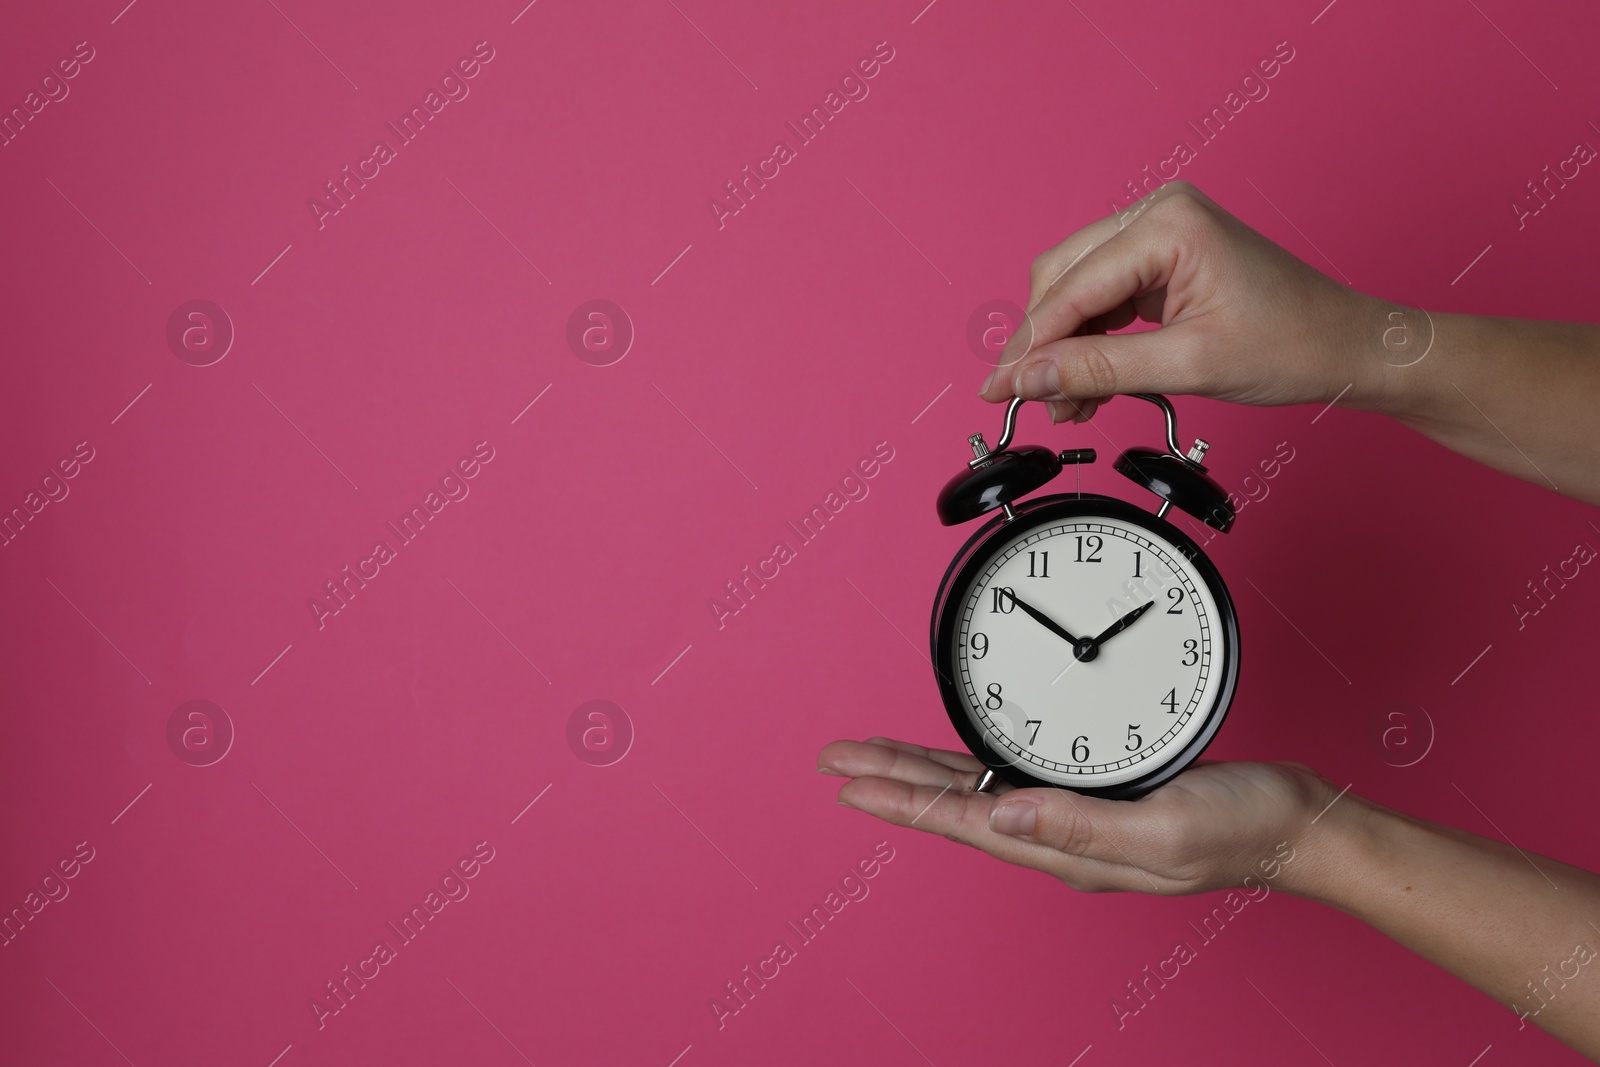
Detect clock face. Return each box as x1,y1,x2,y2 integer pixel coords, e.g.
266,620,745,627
942,502,1235,792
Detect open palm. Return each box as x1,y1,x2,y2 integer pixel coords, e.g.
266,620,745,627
818,737,1336,895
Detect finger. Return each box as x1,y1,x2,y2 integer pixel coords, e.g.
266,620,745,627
1028,237,1103,315
1133,287,1169,324
1079,300,1139,335
1006,323,1209,404
1023,186,1175,313
987,786,1166,872
1028,216,1186,359
980,187,1187,401
1039,315,1134,419
861,737,1018,795
983,194,1208,402
1045,397,1101,424
818,739,985,792
975,224,1122,392
838,776,1150,891
861,736,987,774
1077,395,1112,422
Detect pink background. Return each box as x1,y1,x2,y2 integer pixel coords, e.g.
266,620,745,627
3,0,1598,1064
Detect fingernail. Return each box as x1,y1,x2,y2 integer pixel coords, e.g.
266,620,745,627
1016,360,1061,399
838,797,857,809
817,766,845,776
979,369,996,396
990,799,1037,836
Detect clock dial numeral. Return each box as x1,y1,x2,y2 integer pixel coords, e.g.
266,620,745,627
952,514,1227,788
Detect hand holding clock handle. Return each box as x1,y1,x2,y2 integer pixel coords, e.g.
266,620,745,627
822,739,1600,1059
978,180,1600,506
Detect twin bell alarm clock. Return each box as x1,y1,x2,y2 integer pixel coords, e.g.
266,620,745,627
930,394,1240,799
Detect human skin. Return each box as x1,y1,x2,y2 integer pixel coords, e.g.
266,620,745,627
981,181,1600,504
820,182,1600,1058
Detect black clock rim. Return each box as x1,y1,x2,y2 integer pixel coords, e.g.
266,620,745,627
929,493,1240,801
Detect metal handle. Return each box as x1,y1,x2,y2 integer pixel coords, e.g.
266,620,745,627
968,396,1026,468
991,396,1027,454
972,393,1203,468
1128,393,1186,459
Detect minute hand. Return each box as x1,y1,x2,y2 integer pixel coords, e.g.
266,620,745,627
1001,590,1082,646
1091,600,1155,646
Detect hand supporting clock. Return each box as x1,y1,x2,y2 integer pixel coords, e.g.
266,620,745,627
817,738,1600,1057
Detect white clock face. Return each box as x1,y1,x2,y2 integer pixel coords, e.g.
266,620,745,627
952,515,1228,788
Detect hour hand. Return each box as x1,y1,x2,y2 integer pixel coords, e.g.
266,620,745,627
1092,600,1155,646
999,590,1081,646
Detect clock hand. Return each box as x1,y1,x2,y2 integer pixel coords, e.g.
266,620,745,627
1090,600,1155,647
999,590,1082,646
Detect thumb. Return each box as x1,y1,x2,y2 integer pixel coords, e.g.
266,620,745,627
987,787,1141,860
995,325,1209,405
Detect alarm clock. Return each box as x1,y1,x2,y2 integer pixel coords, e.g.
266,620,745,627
930,394,1240,800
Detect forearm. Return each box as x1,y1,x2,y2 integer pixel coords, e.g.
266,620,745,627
1347,296,1600,504
1286,793,1600,1055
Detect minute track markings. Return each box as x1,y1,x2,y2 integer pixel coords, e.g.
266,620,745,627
954,519,1214,776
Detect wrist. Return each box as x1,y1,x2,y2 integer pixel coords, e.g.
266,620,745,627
1274,786,1389,906
1336,292,1440,419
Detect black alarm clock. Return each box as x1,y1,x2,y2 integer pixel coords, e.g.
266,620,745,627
930,394,1240,800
